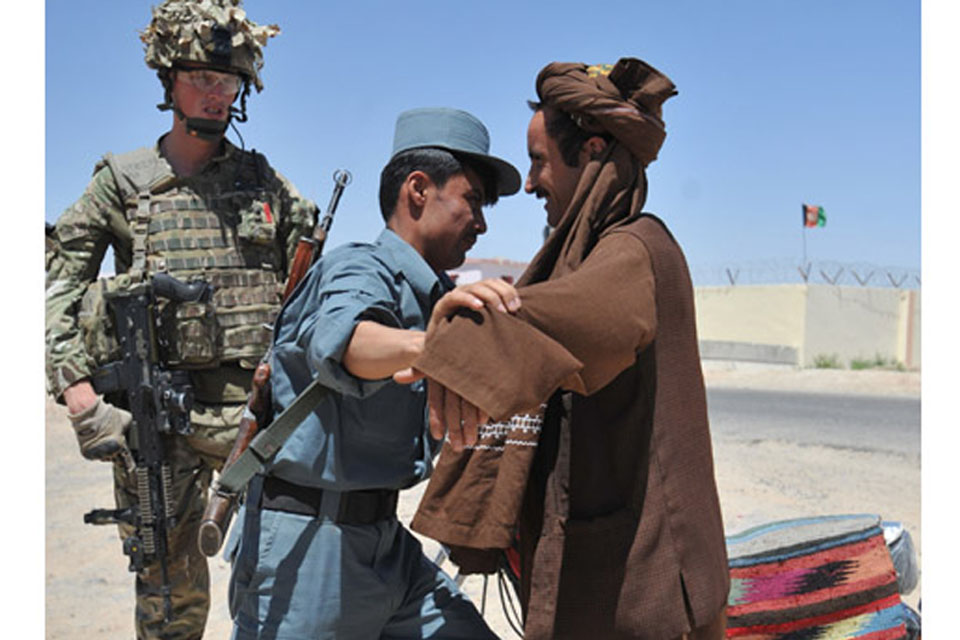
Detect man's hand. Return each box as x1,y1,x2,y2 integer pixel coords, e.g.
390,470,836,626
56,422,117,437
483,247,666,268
428,278,521,330
67,395,134,469
393,278,521,386
394,371,491,451
392,279,517,450
428,379,489,452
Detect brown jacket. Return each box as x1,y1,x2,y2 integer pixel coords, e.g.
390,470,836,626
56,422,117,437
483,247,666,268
412,215,728,639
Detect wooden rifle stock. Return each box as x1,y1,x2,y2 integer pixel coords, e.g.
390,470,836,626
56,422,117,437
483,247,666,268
282,168,350,299
197,362,270,556
281,229,325,300
198,169,351,557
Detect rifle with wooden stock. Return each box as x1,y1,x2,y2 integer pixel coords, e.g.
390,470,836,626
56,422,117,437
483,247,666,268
197,169,351,556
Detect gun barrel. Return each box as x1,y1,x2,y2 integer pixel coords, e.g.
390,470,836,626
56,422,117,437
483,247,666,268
320,169,352,234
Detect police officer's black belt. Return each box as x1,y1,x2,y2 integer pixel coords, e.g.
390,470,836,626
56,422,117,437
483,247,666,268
260,475,398,525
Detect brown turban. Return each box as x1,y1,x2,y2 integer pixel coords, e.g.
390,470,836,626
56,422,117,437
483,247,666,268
535,58,677,167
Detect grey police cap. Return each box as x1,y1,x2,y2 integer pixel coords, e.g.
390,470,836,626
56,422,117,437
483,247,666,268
391,107,521,196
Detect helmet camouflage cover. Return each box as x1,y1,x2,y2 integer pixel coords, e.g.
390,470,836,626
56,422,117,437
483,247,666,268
141,0,280,91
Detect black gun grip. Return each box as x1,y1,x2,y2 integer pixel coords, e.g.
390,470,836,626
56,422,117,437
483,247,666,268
152,272,212,303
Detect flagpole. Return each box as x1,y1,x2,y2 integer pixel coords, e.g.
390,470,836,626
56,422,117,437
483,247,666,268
800,203,808,265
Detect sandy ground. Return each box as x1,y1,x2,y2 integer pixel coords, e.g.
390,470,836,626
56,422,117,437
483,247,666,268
45,366,921,638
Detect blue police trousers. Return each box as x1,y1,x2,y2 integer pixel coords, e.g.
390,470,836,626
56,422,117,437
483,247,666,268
227,479,496,639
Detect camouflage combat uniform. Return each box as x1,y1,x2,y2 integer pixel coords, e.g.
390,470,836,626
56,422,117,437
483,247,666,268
45,139,315,639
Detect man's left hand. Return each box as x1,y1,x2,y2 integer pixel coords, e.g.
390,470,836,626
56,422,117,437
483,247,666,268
428,278,521,330
393,278,520,385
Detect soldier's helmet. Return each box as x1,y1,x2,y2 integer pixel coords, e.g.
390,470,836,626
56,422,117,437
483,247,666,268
140,0,280,93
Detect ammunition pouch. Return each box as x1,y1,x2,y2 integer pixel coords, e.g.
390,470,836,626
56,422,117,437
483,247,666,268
158,299,220,368
80,273,224,371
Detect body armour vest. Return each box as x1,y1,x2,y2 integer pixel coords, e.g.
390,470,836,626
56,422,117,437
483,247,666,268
95,145,287,369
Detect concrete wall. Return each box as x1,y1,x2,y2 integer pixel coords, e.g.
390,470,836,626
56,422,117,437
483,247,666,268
803,286,904,367
695,284,921,369
696,285,806,350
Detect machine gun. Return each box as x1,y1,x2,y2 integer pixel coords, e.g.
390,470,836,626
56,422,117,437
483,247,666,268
197,169,351,556
83,272,213,624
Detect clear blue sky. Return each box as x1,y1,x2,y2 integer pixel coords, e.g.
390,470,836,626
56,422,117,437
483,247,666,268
44,0,921,282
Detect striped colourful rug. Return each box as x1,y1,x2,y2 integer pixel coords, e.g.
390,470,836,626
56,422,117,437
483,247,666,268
725,515,910,640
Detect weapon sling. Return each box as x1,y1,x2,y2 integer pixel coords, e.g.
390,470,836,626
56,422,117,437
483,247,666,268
215,378,329,493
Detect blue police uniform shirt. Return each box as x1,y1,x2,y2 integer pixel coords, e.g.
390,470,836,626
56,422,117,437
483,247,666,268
266,228,450,491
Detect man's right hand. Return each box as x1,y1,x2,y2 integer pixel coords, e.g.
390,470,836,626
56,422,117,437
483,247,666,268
66,392,133,466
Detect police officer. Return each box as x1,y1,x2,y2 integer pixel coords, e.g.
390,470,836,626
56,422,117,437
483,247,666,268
227,108,521,639
44,1,316,638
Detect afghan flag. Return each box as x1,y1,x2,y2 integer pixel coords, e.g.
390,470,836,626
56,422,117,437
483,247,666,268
802,203,826,228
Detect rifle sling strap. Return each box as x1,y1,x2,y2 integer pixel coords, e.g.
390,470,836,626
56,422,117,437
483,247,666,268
217,378,329,495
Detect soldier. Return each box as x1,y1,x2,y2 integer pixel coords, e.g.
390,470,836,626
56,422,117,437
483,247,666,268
44,1,316,638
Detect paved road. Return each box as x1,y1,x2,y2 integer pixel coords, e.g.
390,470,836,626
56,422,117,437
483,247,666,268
706,388,921,460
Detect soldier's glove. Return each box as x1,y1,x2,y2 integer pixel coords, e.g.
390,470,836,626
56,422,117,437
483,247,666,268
68,397,133,464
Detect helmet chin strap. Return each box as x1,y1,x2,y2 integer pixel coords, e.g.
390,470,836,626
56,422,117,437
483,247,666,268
159,70,249,141
174,106,230,141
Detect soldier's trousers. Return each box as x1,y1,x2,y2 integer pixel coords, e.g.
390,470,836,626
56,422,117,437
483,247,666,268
111,404,241,640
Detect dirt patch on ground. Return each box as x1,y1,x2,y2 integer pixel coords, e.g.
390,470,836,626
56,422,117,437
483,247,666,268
45,367,920,638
